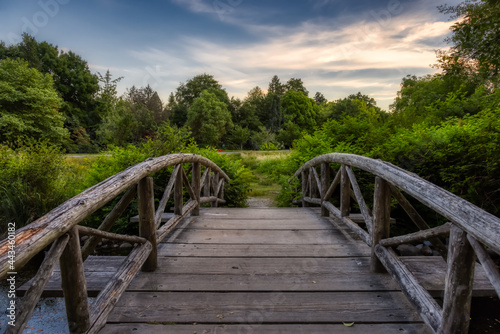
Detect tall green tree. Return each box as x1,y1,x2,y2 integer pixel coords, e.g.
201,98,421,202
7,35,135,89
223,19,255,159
437,0,500,87
186,90,233,147
0,58,68,145
281,90,319,133
286,78,309,97
173,74,229,127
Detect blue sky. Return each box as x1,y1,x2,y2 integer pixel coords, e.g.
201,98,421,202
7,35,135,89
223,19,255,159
0,0,462,110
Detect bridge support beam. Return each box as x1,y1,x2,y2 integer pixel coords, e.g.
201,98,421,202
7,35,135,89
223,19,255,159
60,227,90,333
440,225,475,334
139,177,157,272
301,171,309,207
371,177,391,273
340,165,350,217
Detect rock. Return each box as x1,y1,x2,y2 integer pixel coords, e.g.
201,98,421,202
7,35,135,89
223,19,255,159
420,245,433,256
81,235,89,242
423,241,433,246
120,242,133,249
416,244,423,249
432,251,441,256
396,244,421,256
102,238,109,243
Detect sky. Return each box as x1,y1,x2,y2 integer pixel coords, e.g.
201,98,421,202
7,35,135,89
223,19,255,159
0,0,463,110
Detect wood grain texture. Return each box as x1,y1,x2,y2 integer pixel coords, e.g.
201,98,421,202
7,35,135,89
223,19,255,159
99,323,432,334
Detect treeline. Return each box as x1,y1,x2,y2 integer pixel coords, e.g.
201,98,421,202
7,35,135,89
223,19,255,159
264,0,500,218
0,34,388,152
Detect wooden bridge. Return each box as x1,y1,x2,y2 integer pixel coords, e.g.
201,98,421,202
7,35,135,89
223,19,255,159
1,153,500,334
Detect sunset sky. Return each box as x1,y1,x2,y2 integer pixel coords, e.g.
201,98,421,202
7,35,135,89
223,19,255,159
0,0,462,110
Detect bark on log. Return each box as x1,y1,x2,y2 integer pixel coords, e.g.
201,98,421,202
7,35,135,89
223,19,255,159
321,162,330,217
60,227,90,333
0,154,229,280
292,153,500,255
155,165,181,227
81,186,137,261
440,226,475,334
77,226,147,245
380,223,451,247
375,244,442,333
138,177,157,272
467,234,500,298
301,171,309,207
340,165,350,217
323,202,371,245
345,166,373,234
212,173,220,208
192,162,201,216
389,184,448,258
156,200,198,243
87,241,152,334
371,177,391,273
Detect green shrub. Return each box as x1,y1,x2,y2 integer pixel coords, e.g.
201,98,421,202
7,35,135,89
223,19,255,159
0,141,76,235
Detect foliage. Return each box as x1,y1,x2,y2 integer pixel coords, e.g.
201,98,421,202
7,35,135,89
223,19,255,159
281,90,319,133
0,141,78,234
437,0,500,86
186,90,233,147
0,58,69,145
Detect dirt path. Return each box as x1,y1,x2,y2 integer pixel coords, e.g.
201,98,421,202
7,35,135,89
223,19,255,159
246,197,275,207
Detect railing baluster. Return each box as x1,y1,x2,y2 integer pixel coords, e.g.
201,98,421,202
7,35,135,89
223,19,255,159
212,172,220,208
174,165,183,216
440,225,476,334
340,164,350,217
371,177,391,273
301,170,309,207
139,177,157,272
60,226,90,333
320,163,330,217
192,162,201,216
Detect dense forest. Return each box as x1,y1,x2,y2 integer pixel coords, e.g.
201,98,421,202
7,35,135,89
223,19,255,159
0,0,499,233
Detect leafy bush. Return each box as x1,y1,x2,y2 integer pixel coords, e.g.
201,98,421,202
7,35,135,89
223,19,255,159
0,141,77,235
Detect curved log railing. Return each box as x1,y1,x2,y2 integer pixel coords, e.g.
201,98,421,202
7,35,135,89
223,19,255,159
0,153,229,334
291,153,500,334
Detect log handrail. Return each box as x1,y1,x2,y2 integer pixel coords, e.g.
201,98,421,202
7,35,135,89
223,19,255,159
0,153,229,334
291,153,500,334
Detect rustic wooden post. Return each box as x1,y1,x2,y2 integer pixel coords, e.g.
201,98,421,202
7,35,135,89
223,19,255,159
59,227,90,333
440,225,476,334
204,167,211,199
340,164,350,217
321,162,330,217
138,177,157,272
192,162,201,216
301,171,309,207
371,177,391,273
174,165,183,216
212,172,220,208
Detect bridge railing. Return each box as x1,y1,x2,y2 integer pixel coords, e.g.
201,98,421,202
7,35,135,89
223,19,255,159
0,153,229,334
291,153,500,334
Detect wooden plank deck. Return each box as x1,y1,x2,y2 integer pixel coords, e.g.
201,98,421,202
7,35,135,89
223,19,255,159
17,207,495,333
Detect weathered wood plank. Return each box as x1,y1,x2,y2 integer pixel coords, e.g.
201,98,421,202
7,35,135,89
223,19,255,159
321,162,330,217
100,323,432,334
156,200,197,243
196,207,323,219
185,218,336,230
17,255,496,298
168,228,354,245
107,291,423,323
191,162,201,216
158,243,370,257
340,164,350,217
